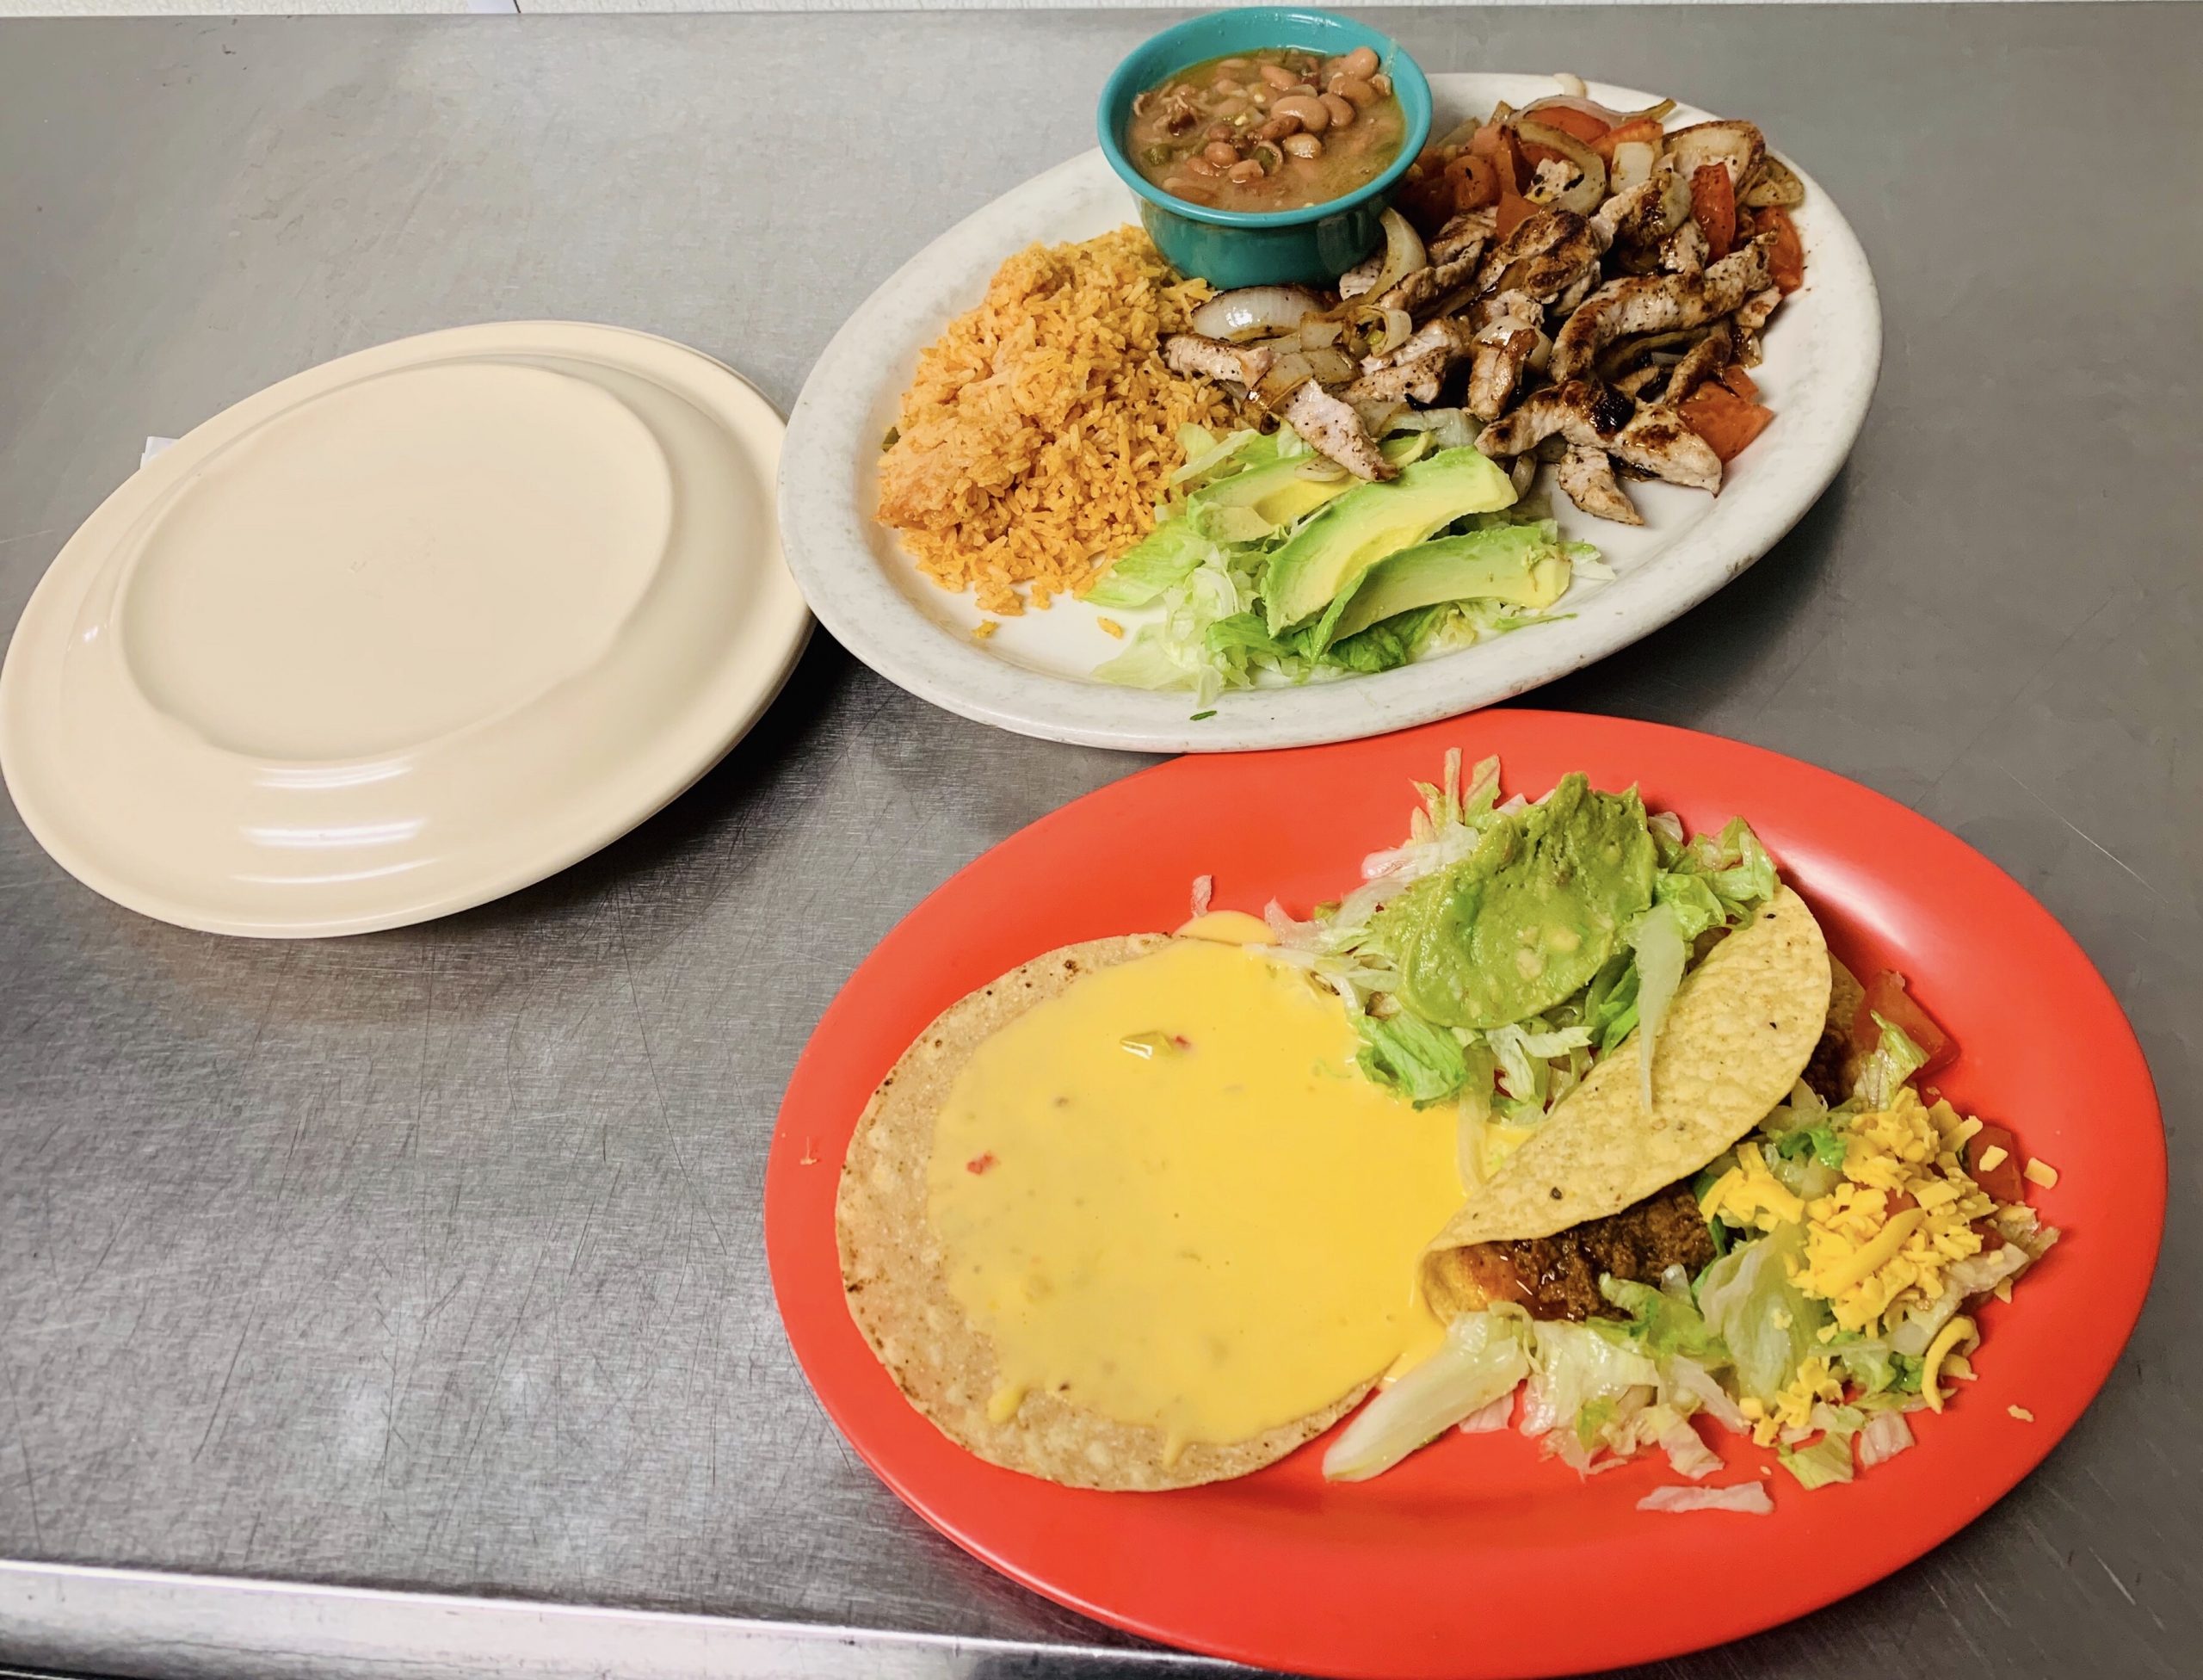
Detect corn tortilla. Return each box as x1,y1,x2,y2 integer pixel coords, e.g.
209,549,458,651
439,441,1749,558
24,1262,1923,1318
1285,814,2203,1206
1423,886,1830,1316
835,935,1369,1492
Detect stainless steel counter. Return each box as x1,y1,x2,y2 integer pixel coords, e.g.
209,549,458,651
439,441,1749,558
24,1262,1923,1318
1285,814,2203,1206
0,9,2196,1678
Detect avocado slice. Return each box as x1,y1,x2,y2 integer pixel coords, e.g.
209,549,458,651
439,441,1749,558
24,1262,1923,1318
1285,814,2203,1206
1193,457,1355,538
1327,526,1573,645
1261,448,1517,635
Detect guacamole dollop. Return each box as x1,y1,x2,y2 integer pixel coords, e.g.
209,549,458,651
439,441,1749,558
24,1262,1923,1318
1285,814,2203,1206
1371,774,1658,1028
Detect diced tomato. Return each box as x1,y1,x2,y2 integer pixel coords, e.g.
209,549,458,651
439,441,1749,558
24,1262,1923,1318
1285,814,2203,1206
1688,163,1737,261
1850,970,1954,1074
1482,129,1529,194
1468,123,1505,161
1397,171,1456,234
1678,382,1773,463
966,1152,997,1176
1719,363,1761,402
1966,1124,2027,1204
1445,152,1501,213
1590,116,1665,161
1885,1190,1918,1215
1526,104,1611,145
1971,1218,2008,1253
1396,151,1459,232
1755,207,1806,293
1483,129,1535,236
1516,137,1568,170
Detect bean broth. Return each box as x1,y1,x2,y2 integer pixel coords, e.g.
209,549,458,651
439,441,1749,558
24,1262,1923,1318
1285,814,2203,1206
1126,46,1407,214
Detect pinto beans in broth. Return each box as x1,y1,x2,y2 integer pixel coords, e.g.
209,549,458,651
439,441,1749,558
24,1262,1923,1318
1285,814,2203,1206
1129,45,1407,212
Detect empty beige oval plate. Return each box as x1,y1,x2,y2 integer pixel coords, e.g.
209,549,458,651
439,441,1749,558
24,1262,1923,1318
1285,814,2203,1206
0,322,808,937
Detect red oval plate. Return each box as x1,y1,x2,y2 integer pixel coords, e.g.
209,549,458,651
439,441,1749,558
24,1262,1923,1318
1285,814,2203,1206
765,712,2163,1679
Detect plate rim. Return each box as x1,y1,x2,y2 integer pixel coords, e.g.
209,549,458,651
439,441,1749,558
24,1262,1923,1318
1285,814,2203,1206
0,319,812,939
778,74,1883,754
763,709,2166,1678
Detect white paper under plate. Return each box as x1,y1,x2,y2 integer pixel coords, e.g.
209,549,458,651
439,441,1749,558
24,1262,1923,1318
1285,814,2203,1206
780,72,1879,753
0,322,809,937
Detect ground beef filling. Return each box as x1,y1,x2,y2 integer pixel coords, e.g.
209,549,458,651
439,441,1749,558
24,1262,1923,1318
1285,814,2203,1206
1451,1180,1717,1321
1801,1026,1851,1108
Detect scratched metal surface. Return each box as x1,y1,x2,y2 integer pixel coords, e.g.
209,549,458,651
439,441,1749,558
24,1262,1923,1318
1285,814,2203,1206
0,8,2196,1679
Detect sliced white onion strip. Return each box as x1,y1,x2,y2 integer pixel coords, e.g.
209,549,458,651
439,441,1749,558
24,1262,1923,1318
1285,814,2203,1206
1357,209,1427,309
1189,285,1326,340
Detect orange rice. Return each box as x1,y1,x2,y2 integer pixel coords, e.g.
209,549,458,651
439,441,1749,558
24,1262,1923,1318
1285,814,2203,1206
875,228,1230,615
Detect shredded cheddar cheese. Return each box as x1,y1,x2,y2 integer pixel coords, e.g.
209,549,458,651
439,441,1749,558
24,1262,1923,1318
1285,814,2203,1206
1921,1315,1979,1411
2024,1158,2059,1189
1740,1356,1845,1446
1794,1091,1996,1333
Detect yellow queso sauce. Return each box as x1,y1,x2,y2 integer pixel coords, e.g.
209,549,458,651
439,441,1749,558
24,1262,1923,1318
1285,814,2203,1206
928,938,1465,1457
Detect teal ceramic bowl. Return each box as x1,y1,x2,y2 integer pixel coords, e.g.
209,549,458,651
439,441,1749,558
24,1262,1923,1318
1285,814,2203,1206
1097,9,1433,289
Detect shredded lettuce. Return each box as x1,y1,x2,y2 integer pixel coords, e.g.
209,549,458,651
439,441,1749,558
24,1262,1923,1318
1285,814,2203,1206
1524,1321,1659,1437
1775,1121,1848,1170
1855,1012,1931,1109
1696,1223,1829,1403
1324,1312,1529,1482
1595,1274,1731,1365
1778,1404,1865,1491
1083,517,1218,609
1355,1011,1469,1106
1778,1432,1855,1491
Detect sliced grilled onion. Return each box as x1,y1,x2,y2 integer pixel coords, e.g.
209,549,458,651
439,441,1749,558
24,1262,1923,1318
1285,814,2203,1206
1664,120,1765,190
1300,345,1358,386
1358,209,1428,308
1525,90,1630,127
1514,118,1608,214
1610,139,1658,195
1295,317,1342,348
1189,285,1325,341
1352,398,1403,436
1253,349,1314,411
1371,306,1416,355
1741,154,1805,208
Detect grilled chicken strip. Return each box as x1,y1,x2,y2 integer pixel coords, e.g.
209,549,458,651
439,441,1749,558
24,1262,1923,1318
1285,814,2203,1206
1477,380,1723,493
1472,207,1603,306
1282,380,1396,481
1736,286,1782,334
1663,325,1735,405
1429,209,1496,265
1427,1181,1716,1323
1659,219,1710,275
1556,443,1644,525
1594,158,1694,274
1371,245,1484,318
1347,318,1474,406
1465,292,1545,421
1163,332,1274,390
1337,251,1384,300
1549,235,1775,383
